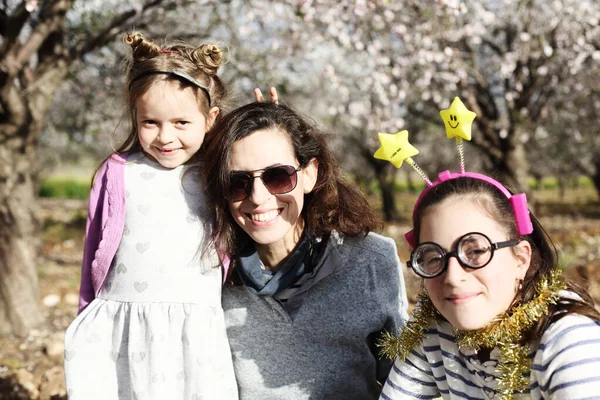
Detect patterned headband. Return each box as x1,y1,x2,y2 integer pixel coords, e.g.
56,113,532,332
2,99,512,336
129,70,212,106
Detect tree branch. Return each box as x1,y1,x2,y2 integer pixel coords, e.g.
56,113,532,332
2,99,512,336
10,0,73,74
481,37,503,56
70,0,214,61
0,1,29,47
70,0,166,59
0,4,8,37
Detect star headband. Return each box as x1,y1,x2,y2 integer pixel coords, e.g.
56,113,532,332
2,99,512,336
374,96,533,248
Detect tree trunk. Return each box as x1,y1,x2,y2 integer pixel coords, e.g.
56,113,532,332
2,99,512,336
375,165,398,222
0,124,45,336
359,143,399,222
492,135,530,197
592,159,600,197
0,61,68,336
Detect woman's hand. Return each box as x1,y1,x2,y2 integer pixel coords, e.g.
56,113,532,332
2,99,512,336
254,87,279,104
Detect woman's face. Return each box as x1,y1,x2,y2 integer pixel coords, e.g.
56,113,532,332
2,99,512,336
420,196,531,330
227,128,318,253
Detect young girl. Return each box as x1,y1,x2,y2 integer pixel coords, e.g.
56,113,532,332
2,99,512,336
64,32,237,399
379,172,600,399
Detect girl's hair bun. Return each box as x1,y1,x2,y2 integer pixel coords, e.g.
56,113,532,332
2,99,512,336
191,44,223,76
124,32,161,60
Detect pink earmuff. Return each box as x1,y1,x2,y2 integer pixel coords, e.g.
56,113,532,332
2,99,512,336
404,170,533,248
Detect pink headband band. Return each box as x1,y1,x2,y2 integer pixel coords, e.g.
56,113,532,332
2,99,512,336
404,170,534,247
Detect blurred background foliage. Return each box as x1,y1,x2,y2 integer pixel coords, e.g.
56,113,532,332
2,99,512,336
33,0,599,221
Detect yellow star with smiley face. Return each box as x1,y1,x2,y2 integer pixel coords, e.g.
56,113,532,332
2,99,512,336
439,97,477,140
373,130,419,168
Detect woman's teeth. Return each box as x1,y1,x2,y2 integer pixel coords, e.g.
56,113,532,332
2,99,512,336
249,210,279,222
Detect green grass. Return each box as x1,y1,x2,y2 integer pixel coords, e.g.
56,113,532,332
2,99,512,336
528,176,594,190
366,175,595,195
39,173,596,202
39,178,89,199
41,211,87,241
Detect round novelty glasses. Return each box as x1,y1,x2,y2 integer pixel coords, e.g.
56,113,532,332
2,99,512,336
409,232,520,279
228,165,302,201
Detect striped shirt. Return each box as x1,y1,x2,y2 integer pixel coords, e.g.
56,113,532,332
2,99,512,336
380,314,600,399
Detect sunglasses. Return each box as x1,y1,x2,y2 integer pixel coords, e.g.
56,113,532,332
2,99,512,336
228,165,302,201
409,232,520,279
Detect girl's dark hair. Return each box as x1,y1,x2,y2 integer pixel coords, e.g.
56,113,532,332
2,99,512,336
201,101,382,258
92,32,230,181
412,177,600,339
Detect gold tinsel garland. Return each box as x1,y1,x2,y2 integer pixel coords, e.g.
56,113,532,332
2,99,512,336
378,269,566,400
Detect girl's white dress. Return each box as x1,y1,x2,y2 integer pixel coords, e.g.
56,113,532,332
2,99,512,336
64,154,237,400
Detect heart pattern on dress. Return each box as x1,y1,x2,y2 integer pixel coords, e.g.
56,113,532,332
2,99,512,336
151,372,166,383
116,263,127,274
134,281,148,293
141,171,156,180
64,349,76,361
137,204,151,215
136,242,150,253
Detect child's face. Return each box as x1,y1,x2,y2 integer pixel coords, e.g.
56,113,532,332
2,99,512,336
420,196,531,330
136,80,218,169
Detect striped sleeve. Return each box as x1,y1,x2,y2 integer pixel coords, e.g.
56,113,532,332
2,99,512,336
380,344,441,400
531,314,600,399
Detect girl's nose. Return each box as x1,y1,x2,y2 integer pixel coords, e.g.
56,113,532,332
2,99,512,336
157,127,175,143
443,256,468,285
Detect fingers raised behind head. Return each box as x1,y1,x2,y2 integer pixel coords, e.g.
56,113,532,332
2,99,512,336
254,88,265,102
254,87,279,104
269,87,279,104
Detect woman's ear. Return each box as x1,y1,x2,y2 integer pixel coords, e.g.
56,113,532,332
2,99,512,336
302,158,319,194
206,107,220,130
515,239,532,280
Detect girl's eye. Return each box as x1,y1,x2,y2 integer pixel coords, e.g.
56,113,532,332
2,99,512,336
177,120,190,126
142,120,156,125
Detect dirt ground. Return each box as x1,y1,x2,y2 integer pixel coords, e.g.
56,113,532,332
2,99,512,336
1,193,599,399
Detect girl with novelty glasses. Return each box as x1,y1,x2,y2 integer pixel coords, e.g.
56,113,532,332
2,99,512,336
202,101,409,399
380,175,600,400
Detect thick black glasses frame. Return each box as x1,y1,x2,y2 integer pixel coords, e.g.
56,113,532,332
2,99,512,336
409,232,520,279
228,165,302,201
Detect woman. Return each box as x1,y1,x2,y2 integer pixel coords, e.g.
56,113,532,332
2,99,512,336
202,101,408,399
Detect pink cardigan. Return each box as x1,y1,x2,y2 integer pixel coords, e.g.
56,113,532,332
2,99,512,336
78,153,127,313
77,153,229,314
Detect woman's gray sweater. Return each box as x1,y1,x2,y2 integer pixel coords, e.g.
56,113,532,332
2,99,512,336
223,232,409,400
